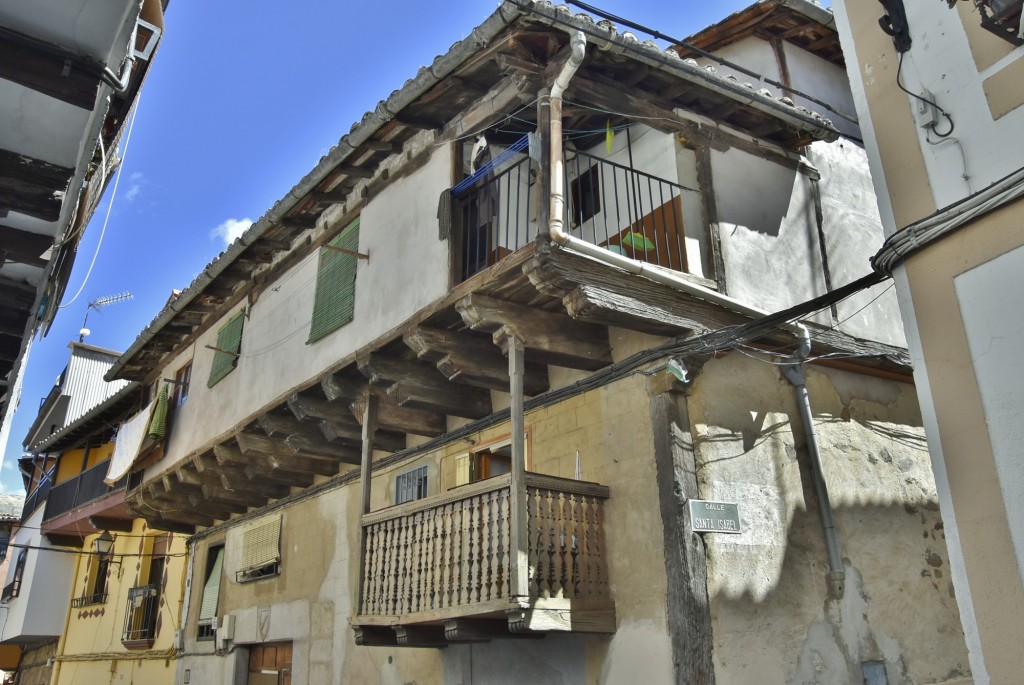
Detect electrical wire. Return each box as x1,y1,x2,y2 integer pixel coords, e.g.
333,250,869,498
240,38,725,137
896,51,954,138
524,0,860,127
60,100,143,310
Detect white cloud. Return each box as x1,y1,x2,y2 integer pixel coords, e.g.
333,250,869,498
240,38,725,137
211,218,254,247
124,171,144,201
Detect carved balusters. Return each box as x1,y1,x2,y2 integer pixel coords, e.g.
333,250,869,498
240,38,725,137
500,488,511,598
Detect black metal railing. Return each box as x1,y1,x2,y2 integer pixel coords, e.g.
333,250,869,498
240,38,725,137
454,154,534,282
566,150,696,274
122,584,160,643
22,475,52,519
43,460,126,522
71,592,107,608
452,147,698,283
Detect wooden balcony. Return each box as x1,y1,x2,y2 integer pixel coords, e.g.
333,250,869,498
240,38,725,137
352,472,614,646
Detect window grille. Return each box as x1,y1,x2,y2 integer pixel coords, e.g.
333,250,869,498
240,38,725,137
395,465,429,504
208,310,245,387
308,219,360,343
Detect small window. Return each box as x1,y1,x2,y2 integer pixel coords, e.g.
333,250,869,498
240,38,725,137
208,311,245,387
197,544,224,640
453,436,526,488
0,527,10,561
395,465,429,505
173,361,192,406
308,218,360,344
2,548,26,602
237,515,282,583
570,164,601,227
74,548,110,607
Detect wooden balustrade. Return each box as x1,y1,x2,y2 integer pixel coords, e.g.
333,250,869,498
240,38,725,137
357,472,611,631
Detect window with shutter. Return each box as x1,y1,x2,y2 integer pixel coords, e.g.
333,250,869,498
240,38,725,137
208,310,245,387
197,545,224,639
308,218,360,344
237,515,282,583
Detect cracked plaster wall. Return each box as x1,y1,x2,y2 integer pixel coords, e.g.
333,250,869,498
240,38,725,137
686,352,971,684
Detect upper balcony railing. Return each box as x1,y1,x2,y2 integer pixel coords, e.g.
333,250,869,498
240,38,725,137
355,472,613,637
43,460,126,523
22,474,52,519
453,148,694,282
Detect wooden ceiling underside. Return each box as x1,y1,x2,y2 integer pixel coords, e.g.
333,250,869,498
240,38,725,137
129,237,910,532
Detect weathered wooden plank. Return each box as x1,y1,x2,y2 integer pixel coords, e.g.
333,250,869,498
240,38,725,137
352,394,446,438
265,452,340,478
242,461,313,489
320,419,405,453
650,392,716,684
0,28,103,109
457,293,611,371
394,625,449,647
286,434,360,465
0,149,74,221
292,390,360,425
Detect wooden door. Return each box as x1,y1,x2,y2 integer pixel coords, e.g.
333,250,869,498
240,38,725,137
248,641,292,685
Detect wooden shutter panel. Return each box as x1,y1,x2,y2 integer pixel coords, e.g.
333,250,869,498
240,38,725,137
198,547,224,623
208,310,245,387
308,219,360,343
241,515,281,572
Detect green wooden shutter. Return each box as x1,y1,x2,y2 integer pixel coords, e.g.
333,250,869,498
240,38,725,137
207,310,245,387
308,219,359,344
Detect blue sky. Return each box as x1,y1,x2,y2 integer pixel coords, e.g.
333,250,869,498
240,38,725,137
1,0,759,492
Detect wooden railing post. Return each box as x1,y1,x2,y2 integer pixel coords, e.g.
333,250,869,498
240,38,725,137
356,393,378,614
507,335,530,599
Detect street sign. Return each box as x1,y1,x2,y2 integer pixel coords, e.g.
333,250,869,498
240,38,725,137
688,500,741,534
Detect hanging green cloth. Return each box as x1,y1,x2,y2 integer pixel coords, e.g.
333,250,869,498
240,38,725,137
147,384,169,441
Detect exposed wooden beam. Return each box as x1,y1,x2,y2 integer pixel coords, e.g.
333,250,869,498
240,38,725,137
258,412,322,441
338,165,375,179
405,326,548,394
285,434,360,465
456,294,611,371
358,354,492,418
242,460,313,489
146,519,197,535
0,223,53,265
353,626,398,646
311,191,348,205
320,419,405,453
88,516,133,533
288,391,359,425
213,442,248,467
362,140,400,153
320,374,370,403
220,468,290,499
0,26,103,109
265,451,340,477
394,625,449,648
0,149,74,221
352,394,446,438
394,111,444,131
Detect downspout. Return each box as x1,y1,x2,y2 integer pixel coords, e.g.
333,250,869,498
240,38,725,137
546,33,807,328
781,330,845,599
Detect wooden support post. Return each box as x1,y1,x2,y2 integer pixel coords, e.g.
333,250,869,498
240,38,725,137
650,391,715,684
355,393,378,616
507,335,530,600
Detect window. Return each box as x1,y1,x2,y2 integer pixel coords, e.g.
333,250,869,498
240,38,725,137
197,544,224,640
570,164,601,227
0,526,10,561
207,311,244,387
237,515,282,583
2,548,26,602
453,436,527,488
395,465,429,505
308,218,360,344
73,548,110,607
123,534,169,647
173,361,192,406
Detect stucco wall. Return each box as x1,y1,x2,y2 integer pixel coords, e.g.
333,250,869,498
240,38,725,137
148,146,454,472
686,352,970,684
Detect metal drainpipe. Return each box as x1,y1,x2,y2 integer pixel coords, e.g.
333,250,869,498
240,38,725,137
781,331,845,599
545,33,810,331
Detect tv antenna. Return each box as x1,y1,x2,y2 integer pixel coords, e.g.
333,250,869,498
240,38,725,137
79,291,133,342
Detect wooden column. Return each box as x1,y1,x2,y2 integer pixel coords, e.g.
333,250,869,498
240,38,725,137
650,390,716,684
507,335,530,600
355,393,378,614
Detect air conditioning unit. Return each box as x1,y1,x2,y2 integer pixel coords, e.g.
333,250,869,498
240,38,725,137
216,614,235,649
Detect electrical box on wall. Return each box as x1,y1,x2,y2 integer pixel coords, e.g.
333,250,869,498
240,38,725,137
216,614,235,649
